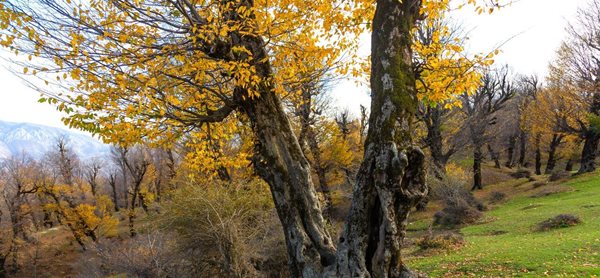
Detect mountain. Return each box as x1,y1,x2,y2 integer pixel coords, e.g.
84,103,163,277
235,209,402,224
0,120,110,160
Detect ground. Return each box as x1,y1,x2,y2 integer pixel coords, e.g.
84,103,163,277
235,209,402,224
405,165,600,277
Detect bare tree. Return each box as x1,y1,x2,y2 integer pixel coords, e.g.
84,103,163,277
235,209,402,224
461,67,514,190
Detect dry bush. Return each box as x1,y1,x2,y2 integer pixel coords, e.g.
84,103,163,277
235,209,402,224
535,214,581,232
76,231,189,278
156,178,280,277
416,230,464,250
549,170,571,181
430,165,484,227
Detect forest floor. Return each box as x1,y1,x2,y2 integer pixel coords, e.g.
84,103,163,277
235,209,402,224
405,166,600,277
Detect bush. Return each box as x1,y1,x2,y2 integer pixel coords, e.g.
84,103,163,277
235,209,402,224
430,166,485,227
489,191,506,203
535,214,581,231
155,179,279,277
77,231,190,278
549,170,570,181
416,231,464,250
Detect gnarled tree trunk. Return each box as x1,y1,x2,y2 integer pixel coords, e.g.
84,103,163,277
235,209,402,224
332,1,426,276
235,0,426,276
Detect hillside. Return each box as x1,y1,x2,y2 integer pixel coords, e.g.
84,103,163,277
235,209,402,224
405,170,600,277
0,120,109,159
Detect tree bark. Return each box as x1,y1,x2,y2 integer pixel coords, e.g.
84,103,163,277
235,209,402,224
333,1,426,276
578,129,600,173
233,0,426,276
234,29,336,276
472,144,483,190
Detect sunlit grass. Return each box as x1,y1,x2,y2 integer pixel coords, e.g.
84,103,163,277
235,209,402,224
406,172,600,277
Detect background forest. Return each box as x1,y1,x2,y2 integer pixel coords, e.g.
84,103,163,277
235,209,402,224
0,0,599,277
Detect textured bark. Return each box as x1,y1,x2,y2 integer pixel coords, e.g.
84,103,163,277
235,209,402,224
472,144,483,190
222,0,425,276
545,134,563,174
233,27,336,276
578,130,600,173
332,1,426,276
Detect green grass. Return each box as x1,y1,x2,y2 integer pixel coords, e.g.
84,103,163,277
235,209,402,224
406,173,600,277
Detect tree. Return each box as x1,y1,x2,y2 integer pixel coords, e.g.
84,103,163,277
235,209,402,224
0,154,40,273
0,0,505,275
461,67,514,190
553,0,600,173
413,11,494,178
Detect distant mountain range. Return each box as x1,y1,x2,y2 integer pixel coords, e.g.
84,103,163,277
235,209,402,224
0,120,110,160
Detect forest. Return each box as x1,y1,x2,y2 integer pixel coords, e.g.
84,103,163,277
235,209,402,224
0,0,599,277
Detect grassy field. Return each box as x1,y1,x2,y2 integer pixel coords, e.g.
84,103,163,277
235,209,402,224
405,172,600,277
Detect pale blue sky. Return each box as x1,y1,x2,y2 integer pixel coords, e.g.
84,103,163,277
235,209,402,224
0,0,590,130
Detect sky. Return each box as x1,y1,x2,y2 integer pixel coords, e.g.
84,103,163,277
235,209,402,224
0,0,591,130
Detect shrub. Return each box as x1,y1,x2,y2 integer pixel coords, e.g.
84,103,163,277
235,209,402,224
76,231,190,278
549,170,570,182
535,214,581,231
416,231,464,250
156,178,277,277
430,165,485,227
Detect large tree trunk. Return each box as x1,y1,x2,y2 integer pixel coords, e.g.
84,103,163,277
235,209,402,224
234,0,425,276
333,1,426,276
578,129,600,173
472,144,483,190
544,134,563,174
236,32,336,276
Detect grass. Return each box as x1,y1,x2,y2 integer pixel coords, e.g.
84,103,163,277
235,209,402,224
406,172,600,277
